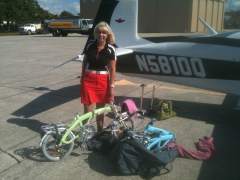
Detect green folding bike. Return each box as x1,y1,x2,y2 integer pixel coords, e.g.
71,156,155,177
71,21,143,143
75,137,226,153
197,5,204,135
40,103,134,161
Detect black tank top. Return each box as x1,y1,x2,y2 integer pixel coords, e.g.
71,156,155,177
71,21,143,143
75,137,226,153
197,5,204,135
84,40,116,71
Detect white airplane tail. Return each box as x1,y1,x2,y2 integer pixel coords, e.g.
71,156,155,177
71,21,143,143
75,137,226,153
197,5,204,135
91,0,148,47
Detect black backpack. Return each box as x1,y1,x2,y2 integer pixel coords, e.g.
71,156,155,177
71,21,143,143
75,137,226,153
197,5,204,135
87,131,118,154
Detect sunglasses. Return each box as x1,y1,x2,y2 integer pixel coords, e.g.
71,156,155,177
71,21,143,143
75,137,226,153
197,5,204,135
97,30,108,34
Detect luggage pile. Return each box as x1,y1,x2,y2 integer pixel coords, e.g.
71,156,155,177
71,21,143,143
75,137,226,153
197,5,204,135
87,98,178,178
139,84,176,120
150,99,176,120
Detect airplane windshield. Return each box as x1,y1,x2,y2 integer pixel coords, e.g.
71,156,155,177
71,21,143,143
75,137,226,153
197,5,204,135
213,31,240,40
226,32,240,39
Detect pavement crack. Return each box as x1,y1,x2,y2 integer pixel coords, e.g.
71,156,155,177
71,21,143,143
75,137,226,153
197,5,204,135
0,148,21,163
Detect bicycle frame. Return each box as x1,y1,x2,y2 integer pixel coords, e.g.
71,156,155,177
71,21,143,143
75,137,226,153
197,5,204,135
59,106,112,146
40,102,137,161
144,123,175,151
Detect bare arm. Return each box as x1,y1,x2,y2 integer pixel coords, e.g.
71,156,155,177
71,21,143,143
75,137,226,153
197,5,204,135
108,59,116,87
81,55,87,82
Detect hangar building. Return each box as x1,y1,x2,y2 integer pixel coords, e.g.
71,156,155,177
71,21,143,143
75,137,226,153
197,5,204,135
80,0,225,33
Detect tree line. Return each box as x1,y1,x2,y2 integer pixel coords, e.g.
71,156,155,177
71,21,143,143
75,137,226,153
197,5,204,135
0,0,77,32
225,11,240,29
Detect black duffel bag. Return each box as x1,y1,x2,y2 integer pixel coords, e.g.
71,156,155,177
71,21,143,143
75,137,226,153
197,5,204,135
110,132,178,178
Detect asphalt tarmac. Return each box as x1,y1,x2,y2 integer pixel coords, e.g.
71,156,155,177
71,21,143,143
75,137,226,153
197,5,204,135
0,34,240,180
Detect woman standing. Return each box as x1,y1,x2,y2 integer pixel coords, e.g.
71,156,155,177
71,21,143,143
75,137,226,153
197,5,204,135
80,21,116,132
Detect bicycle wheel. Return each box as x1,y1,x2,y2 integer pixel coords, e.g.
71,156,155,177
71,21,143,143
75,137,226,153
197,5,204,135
78,124,96,151
41,131,74,161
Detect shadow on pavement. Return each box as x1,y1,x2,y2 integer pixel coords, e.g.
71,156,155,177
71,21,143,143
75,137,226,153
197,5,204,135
14,146,47,162
7,118,47,136
198,122,240,180
173,95,240,179
12,85,80,118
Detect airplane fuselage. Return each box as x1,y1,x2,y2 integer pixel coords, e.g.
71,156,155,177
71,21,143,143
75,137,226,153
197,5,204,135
116,40,240,96
117,41,240,80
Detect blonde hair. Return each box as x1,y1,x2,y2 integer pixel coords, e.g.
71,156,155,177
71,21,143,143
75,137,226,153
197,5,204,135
94,21,115,45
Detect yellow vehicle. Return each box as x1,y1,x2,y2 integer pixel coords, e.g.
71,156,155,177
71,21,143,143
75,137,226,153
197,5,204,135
48,18,93,37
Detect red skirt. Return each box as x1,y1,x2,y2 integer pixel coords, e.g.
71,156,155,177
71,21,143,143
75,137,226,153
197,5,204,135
80,71,111,105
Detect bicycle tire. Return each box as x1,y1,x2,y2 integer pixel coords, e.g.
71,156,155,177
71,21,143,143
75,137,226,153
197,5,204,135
41,131,74,161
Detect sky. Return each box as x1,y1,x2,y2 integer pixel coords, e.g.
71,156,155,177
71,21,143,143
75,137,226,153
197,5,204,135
37,0,240,15
225,0,240,11
37,0,80,15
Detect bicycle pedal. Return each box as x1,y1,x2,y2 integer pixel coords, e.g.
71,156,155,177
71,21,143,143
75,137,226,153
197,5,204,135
79,144,89,152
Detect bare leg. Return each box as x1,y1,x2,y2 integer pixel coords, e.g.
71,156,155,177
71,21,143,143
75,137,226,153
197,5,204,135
83,104,95,124
84,104,94,113
96,103,105,132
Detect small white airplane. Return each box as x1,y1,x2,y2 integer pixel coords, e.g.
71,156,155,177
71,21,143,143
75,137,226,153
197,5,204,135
84,0,240,108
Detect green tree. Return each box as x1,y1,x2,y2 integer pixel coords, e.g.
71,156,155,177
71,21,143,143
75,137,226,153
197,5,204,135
0,0,57,32
225,10,240,29
0,1,6,23
59,11,75,18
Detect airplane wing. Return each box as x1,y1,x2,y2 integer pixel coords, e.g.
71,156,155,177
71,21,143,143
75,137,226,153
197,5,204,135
116,48,133,56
